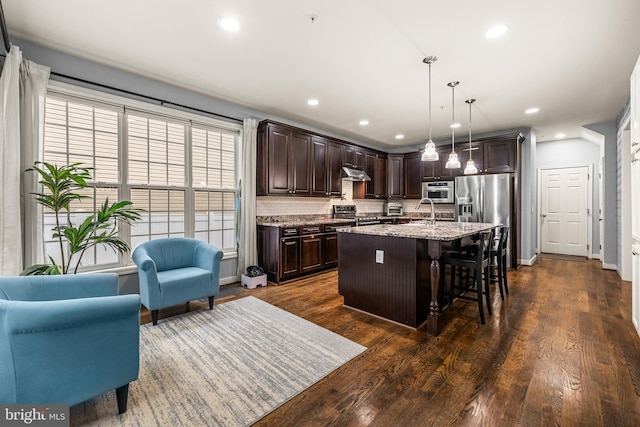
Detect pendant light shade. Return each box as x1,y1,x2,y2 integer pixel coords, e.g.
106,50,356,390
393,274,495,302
463,98,478,175
445,81,461,169
421,56,439,162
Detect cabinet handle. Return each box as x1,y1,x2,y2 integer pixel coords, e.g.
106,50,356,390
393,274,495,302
632,141,639,147
633,158,638,164
633,251,639,256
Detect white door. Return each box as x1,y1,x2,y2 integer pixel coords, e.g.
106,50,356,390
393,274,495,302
633,245,640,336
599,158,604,257
540,166,589,256
632,151,640,241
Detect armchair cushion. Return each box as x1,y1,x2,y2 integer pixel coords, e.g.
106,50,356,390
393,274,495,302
0,273,140,412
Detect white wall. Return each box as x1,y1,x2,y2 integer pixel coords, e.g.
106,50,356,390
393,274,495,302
536,137,601,255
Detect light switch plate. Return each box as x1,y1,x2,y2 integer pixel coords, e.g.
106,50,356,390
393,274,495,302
376,250,384,264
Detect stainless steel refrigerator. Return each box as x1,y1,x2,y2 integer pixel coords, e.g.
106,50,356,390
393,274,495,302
455,173,512,267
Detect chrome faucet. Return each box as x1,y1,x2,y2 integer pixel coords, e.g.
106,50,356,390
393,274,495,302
415,197,436,225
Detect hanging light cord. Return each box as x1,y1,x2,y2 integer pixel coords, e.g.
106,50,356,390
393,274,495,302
451,84,456,152
428,61,432,142
468,101,473,159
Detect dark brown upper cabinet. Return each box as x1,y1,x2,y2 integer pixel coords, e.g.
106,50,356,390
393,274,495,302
387,154,404,199
311,136,343,197
257,123,311,196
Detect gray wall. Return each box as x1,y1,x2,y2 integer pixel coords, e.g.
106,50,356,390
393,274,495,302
584,120,618,266
536,137,602,255
520,129,537,263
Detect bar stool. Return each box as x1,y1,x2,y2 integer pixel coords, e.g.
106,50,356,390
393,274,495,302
441,231,493,325
490,226,509,300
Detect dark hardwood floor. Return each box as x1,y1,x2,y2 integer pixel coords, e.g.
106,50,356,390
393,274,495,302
141,258,640,426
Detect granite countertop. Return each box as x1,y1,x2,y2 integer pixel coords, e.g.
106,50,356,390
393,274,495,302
257,217,356,227
337,221,497,241
257,213,454,228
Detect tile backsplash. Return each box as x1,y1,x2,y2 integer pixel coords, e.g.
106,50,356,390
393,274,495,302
256,180,455,217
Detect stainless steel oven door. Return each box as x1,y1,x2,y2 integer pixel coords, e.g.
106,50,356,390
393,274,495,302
422,181,454,203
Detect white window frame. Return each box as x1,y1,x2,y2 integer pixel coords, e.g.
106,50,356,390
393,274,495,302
44,81,242,273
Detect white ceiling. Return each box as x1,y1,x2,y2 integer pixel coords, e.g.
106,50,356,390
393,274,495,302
4,0,640,149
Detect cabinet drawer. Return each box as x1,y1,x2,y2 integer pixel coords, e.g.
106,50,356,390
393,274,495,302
301,225,323,235
281,227,300,237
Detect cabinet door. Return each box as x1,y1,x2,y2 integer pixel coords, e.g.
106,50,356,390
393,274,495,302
422,154,442,180
280,238,300,279
343,144,356,167
376,156,388,198
404,153,423,198
483,140,516,173
323,233,338,267
267,126,292,194
291,132,311,195
327,142,343,196
364,152,377,198
354,149,365,168
310,136,329,196
301,235,323,273
387,155,404,199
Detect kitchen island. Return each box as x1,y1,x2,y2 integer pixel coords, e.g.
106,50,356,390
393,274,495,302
337,221,496,335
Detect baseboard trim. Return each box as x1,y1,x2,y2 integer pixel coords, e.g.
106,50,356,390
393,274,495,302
519,255,537,266
602,262,617,270
220,276,241,286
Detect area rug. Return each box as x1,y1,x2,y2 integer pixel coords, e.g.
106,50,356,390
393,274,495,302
71,296,366,426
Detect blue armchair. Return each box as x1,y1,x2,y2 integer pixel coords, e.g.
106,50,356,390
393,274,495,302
132,238,223,325
0,273,140,414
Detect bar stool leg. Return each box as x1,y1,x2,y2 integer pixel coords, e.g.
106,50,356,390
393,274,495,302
475,264,485,325
484,265,492,316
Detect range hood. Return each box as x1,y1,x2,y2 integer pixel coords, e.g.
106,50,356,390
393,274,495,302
342,166,371,181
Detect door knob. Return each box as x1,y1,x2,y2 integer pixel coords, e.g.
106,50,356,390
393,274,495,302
541,214,546,218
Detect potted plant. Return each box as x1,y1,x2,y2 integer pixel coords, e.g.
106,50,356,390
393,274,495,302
21,162,143,275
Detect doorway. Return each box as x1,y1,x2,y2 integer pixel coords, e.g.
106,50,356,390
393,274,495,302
538,165,591,257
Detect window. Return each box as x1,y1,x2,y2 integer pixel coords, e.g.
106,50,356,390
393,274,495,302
42,88,240,271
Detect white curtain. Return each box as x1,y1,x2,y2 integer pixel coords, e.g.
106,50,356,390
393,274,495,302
20,59,50,270
0,46,50,276
0,46,23,275
237,117,258,277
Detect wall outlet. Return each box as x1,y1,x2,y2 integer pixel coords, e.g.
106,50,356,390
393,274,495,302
376,250,384,264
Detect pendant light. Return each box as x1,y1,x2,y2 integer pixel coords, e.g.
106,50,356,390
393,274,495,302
445,81,461,169
463,98,478,174
421,56,439,161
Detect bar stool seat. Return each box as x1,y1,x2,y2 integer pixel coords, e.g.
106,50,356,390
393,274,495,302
440,231,493,325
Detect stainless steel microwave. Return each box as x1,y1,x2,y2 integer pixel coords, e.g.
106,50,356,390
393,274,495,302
422,181,455,203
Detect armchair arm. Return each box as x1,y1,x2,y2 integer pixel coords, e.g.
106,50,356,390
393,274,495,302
132,246,161,309
194,242,223,274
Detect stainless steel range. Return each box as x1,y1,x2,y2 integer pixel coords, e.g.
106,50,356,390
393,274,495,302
333,205,381,226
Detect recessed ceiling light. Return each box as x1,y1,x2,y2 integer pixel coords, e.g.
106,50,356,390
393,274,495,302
525,107,539,114
555,132,566,139
359,119,369,126
486,24,508,38
219,17,240,32
450,123,461,129
307,98,319,106
395,134,404,140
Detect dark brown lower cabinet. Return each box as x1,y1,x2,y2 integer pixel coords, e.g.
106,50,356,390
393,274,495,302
301,234,323,273
323,233,338,267
257,224,345,283
280,237,300,279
